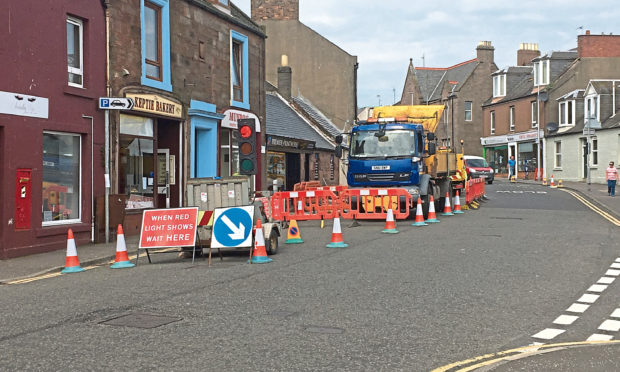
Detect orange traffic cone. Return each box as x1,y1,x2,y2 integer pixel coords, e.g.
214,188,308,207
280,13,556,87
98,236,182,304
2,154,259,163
111,225,135,269
453,191,464,214
326,212,348,248
61,229,85,274
441,192,454,216
549,175,557,188
250,219,272,264
426,195,440,223
382,208,399,233
411,197,428,226
286,219,303,244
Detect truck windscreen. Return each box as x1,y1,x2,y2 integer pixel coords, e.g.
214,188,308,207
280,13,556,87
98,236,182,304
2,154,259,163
350,130,416,158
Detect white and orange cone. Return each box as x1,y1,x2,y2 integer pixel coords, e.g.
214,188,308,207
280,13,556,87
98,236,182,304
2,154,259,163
250,219,272,263
61,229,85,274
327,212,348,248
549,174,557,188
111,225,135,269
453,191,464,214
411,197,428,226
426,195,440,223
441,192,454,216
382,208,399,233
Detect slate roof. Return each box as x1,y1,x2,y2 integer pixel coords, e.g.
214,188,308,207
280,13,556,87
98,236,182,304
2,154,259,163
292,96,342,138
589,81,613,95
414,59,479,102
484,67,534,106
547,112,620,137
189,0,266,37
265,93,334,150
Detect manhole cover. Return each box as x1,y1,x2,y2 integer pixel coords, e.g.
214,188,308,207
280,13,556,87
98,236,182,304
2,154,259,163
100,312,182,329
304,326,344,334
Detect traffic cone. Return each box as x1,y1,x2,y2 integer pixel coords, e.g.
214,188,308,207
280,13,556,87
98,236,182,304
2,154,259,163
326,212,348,248
61,229,85,274
453,191,464,214
250,219,272,264
111,225,135,269
382,208,399,233
411,197,428,226
426,195,440,223
441,192,454,216
550,175,557,188
285,219,303,244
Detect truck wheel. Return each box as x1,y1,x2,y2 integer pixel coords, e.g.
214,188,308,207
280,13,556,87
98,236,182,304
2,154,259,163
265,230,279,255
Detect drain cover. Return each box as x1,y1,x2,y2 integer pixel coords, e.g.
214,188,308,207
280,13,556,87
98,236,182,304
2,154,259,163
304,326,344,334
100,312,182,329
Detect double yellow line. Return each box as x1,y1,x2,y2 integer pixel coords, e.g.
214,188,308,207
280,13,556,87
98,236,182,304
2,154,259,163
562,189,620,226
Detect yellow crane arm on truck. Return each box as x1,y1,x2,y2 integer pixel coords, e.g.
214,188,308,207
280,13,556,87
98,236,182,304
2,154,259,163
370,105,445,133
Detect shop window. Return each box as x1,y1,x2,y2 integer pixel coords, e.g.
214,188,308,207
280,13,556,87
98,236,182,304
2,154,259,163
464,101,472,121
220,129,239,177
509,106,515,131
67,17,83,87
119,114,155,209
141,0,171,91
554,141,562,169
42,132,81,225
490,111,495,135
230,30,249,109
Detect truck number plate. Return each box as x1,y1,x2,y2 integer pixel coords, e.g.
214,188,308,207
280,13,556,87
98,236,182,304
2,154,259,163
372,165,390,170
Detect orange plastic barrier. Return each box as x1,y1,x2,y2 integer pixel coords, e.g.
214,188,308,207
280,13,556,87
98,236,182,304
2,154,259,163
271,190,339,221
465,178,485,205
339,188,412,220
293,181,321,191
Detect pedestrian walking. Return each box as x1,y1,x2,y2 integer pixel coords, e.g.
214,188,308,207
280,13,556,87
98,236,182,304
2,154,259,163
606,161,619,197
508,155,516,180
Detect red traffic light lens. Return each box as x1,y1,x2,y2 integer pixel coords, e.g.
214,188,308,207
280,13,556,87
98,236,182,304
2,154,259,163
239,125,253,138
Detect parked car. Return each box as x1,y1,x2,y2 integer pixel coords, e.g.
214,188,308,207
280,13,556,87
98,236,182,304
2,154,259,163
463,155,494,184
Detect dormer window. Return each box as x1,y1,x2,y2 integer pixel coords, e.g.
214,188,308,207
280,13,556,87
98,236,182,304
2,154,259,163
534,60,550,86
558,100,575,126
493,74,506,97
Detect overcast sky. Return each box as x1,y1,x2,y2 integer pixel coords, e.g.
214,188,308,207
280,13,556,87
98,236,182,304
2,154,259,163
234,0,620,108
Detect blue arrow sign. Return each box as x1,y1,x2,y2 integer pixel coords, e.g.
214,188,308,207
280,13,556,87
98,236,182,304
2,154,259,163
212,206,254,248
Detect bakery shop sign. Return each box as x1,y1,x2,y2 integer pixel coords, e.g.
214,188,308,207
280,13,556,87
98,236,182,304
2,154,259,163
126,93,182,118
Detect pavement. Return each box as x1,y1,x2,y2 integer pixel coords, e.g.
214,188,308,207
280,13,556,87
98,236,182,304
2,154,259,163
1,178,618,284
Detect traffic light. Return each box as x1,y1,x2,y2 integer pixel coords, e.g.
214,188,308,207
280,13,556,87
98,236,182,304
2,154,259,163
237,118,257,175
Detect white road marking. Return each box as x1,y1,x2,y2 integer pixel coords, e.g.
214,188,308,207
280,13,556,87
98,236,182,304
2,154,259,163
611,309,620,318
598,277,616,285
566,303,590,313
605,269,620,276
553,315,579,325
615,257,620,263
599,320,620,332
577,294,600,303
532,328,565,340
587,334,614,341
611,263,620,269
587,284,608,293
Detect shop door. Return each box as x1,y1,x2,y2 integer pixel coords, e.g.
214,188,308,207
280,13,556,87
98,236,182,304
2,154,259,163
157,120,180,208
157,149,170,208
304,154,310,181
286,153,300,190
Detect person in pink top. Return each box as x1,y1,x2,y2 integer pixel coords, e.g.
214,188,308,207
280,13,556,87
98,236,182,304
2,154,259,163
606,161,619,197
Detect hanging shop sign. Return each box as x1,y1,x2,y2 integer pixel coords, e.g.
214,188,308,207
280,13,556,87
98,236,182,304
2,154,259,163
221,109,261,132
267,135,315,150
126,93,183,118
481,130,543,146
0,91,48,119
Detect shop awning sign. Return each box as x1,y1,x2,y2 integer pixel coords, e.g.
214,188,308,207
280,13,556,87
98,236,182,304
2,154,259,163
221,109,261,132
126,93,183,118
211,206,255,248
139,207,199,248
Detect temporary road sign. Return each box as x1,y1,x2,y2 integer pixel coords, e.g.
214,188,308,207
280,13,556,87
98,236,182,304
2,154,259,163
99,97,135,110
211,206,255,248
139,207,198,248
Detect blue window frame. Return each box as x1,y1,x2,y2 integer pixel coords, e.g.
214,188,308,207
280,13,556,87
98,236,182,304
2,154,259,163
231,30,249,110
141,0,172,91
189,100,225,178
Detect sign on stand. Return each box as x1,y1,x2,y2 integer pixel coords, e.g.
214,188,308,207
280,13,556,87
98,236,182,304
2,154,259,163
211,206,255,248
138,208,199,264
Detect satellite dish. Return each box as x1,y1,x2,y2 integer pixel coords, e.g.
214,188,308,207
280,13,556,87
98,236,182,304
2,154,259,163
546,122,558,132
539,92,549,102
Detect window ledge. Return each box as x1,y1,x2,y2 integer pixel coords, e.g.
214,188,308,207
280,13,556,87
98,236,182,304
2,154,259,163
36,222,90,237
63,85,98,100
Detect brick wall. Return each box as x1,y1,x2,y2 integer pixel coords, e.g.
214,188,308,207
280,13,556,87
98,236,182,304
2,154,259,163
578,33,620,58
251,0,299,20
